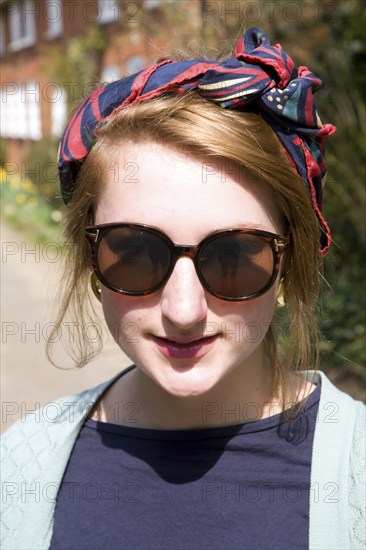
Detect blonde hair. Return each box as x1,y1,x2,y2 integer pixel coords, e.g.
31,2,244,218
49,92,321,402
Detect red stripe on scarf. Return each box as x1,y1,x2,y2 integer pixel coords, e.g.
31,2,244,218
295,137,332,254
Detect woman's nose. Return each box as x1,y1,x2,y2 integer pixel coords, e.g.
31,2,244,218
160,257,208,330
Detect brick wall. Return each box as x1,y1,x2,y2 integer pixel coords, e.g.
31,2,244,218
1,0,203,166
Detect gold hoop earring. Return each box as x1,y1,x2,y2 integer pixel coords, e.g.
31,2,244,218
90,273,102,302
276,279,286,308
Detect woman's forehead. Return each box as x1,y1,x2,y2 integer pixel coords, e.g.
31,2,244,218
94,140,285,238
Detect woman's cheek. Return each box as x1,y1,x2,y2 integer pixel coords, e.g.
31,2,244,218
101,289,143,350
219,288,277,345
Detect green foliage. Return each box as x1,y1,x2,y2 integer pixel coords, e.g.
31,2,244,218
0,166,63,244
23,138,64,208
311,2,366,374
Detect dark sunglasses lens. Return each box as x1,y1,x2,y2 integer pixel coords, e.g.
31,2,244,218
97,227,171,293
199,234,275,298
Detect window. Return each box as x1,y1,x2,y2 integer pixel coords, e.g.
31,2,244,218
50,86,67,137
9,0,36,51
101,65,120,84
0,81,42,140
44,0,63,40
98,0,119,24
126,56,145,76
25,81,42,140
143,0,162,9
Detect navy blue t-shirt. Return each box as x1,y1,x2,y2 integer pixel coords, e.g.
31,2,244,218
50,382,321,550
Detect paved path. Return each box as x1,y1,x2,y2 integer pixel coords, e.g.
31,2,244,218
1,221,131,432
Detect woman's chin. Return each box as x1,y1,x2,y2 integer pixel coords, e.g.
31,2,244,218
150,368,222,400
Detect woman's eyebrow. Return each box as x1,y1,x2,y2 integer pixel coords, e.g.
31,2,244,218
216,223,272,231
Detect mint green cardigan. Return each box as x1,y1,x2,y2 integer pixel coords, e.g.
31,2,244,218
1,369,365,549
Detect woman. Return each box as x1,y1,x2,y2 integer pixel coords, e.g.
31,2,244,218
1,28,364,550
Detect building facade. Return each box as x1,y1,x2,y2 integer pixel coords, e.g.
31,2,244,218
0,0,202,167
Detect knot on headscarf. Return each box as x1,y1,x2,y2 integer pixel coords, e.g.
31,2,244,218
58,27,336,254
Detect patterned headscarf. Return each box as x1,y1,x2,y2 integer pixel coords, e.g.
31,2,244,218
58,27,336,254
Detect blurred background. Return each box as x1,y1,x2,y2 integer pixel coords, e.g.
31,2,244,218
1,0,365,429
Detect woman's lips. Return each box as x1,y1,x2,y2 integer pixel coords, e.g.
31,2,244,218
151,334,220,359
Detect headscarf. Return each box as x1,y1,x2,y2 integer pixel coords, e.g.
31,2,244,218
58,27,336,254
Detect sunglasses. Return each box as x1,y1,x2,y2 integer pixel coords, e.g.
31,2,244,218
85,223,288,301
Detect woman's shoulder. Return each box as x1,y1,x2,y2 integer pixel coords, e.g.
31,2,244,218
319,370,364,422
297,369,365,460
0,371,133,550
1,367,134,458
1,367,136,550
2,381,103,438
306,370,365,549
308,369,364,488
300,369,365,410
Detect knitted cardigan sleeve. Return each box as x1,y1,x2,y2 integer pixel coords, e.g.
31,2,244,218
348,401,366,548
308,371,365,550
0,374,124,550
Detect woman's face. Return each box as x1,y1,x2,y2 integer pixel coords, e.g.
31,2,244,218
95,140,285,398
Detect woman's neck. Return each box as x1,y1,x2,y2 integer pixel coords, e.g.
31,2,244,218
89,350,315,430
